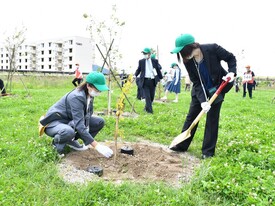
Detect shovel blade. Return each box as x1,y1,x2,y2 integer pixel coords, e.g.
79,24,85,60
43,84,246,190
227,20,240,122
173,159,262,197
169,129,191,149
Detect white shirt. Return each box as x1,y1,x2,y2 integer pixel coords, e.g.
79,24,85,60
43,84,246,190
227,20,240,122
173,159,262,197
145,58,154,79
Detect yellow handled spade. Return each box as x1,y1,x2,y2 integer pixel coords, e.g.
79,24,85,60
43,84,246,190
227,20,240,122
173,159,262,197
169,77,231,149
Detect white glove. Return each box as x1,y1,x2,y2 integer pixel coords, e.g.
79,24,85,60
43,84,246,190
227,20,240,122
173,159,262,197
201,102,211,113
222,72,235,82
95,144,113,158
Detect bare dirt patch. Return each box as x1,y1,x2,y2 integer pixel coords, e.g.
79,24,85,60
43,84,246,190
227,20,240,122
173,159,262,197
58,141,201,187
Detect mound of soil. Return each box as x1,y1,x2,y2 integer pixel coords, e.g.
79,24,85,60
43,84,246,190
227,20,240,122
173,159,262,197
58,141,201,187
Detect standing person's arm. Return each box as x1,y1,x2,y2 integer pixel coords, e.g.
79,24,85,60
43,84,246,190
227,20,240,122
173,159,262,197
174,69,180,85
135,60,142,77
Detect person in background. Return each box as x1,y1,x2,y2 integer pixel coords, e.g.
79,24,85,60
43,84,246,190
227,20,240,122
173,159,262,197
170,33,236,159
161,63,181,103
119,69,128,87
72,63,83,87
235,76,240,92
40,71,113,158
135,48,163,113
161,67,173,93
242,65,255,99
0,78,7,96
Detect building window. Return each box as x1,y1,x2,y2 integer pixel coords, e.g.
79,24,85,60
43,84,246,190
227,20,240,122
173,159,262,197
19,52,22,56
41,43,44,47
49,50,52,54
19,59,21,63
41,51,44,55
6,60,8,63
49,42,51,47
41,58,44,62
69,48,73,53
49,65,51,69
19,66,22,69
69,56,72,61
25,59,28,63
25,65,27,69
41,65,44,69
69,40,73,44
69,64,72,69
1,54,3,57
6,54,8,57
49,57,52,62
25,52,27,56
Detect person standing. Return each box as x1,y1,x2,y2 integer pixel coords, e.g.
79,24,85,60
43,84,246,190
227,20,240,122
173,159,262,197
235,76,240,92
242,65,255,98
40,71,113,158
161,63,181,102
72,63,83,87
135,48,163,113
170,34,236,159
161,67,173,92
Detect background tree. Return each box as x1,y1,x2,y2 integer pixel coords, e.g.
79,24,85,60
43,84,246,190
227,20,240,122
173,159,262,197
84,5,125,115
4,26,28,93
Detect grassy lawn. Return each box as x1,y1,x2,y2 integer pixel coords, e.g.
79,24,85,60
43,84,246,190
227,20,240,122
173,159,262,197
0,74,274,205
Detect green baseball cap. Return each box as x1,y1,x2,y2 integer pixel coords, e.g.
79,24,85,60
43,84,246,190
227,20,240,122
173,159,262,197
171,63,178,68
86,71,109,91
171,34,195,54
141,47,151,54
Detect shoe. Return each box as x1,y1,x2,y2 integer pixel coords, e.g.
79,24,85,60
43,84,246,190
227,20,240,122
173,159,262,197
52,140,65,156
67,140,88,151
161,96,167,100
170,145,187,152
172,99,178,103
201,154,213,159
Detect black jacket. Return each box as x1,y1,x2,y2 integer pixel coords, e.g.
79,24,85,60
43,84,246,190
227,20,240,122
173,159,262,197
135,58,163,86
184,43,237,103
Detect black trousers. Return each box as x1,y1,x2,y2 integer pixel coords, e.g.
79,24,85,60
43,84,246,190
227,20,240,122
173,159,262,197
72,78,83,87
143,78,156,113
243,83,253,98
177,94,223,156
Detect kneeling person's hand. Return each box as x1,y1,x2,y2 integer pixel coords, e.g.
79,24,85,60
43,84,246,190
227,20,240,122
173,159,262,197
95,144,113,158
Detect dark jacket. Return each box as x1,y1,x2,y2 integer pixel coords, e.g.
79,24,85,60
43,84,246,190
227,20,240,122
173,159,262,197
135,58,163,86
41,89,95,145
184,44,237,103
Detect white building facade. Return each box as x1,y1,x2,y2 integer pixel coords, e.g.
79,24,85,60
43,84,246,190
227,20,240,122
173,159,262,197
0,36,95,73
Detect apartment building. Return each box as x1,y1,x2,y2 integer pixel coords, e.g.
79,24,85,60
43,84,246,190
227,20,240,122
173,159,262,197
0,36,95,73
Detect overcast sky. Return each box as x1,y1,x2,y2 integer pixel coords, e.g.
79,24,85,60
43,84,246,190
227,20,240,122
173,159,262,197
1,0,275,76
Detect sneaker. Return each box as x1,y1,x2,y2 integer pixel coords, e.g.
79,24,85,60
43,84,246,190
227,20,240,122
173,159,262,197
172,99,178,103
67,140,88,151
52,140,65,156
161,96,167,100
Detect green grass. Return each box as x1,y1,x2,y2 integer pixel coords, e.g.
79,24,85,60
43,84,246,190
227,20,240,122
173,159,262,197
0,74,274,205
